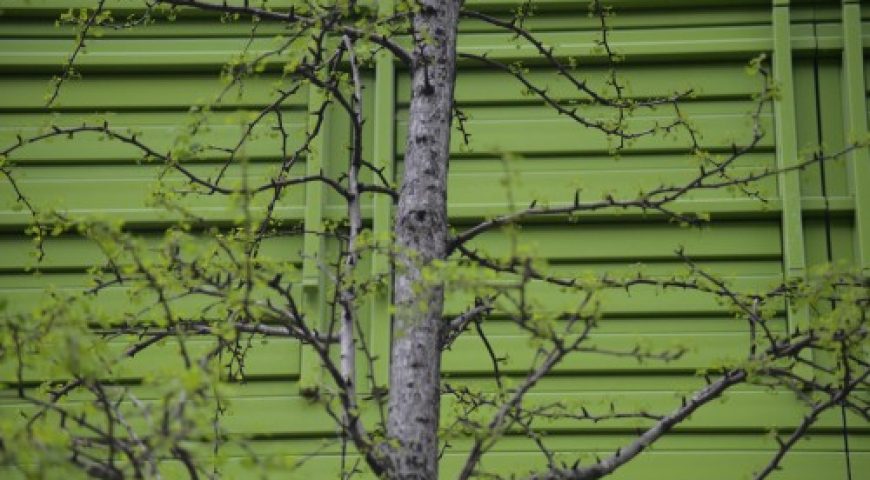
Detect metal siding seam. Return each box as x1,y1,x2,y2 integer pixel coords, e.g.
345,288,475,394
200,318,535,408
773,4,812,367
299,86,330,394
841,1,870,275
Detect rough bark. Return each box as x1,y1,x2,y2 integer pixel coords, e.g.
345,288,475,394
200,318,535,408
387,1,460,478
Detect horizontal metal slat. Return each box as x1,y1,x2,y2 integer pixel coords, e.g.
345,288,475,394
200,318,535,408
0,74,308,111
0,337,300,383
460,220,782,262
0,233,305,271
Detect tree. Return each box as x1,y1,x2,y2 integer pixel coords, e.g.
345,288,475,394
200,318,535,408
0,1,867,479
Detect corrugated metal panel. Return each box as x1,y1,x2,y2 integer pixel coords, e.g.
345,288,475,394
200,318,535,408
0,1,866,478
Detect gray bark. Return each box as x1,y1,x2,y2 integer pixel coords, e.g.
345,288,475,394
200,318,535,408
387,1,460,478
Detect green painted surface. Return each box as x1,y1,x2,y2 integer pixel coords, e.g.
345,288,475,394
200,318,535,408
0,1,866,479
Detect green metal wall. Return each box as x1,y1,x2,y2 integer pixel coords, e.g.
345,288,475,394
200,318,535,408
0,0,868,478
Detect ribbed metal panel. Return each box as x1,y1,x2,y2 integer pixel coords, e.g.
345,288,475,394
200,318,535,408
0,1,866,478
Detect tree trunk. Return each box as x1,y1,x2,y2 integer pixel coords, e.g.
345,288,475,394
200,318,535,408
387,1,460,478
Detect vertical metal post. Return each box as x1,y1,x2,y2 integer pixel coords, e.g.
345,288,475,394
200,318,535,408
369,0,396,392
841,0,869,274
772,2,811,346
299,87,330,394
